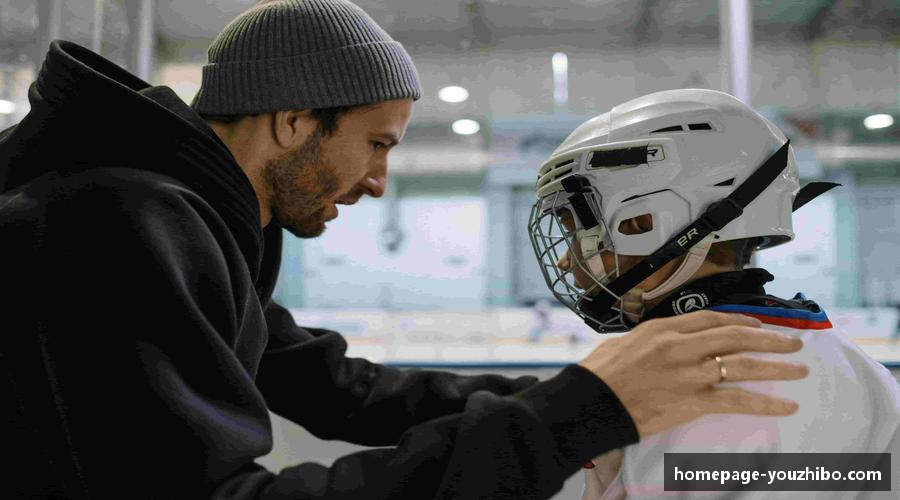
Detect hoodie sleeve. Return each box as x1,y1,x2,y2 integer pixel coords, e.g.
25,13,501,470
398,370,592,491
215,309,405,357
256,301,540,446
4,170,639,500
232,363,639,500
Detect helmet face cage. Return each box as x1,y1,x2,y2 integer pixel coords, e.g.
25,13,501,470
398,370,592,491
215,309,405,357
528,186,632,333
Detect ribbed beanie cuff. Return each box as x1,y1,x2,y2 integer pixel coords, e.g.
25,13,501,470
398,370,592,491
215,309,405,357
193,0,422,115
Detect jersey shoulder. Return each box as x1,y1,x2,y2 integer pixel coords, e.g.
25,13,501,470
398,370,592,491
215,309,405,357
708,292,832,330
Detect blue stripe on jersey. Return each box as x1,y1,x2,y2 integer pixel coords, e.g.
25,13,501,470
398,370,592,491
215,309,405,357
708,303,830,323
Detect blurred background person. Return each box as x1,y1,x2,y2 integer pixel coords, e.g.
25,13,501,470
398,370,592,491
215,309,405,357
528,299,553,343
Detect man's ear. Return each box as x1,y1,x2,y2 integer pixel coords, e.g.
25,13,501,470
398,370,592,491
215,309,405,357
271,109,317,149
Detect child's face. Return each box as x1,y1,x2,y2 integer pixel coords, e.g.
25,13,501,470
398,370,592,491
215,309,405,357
556,212,664,294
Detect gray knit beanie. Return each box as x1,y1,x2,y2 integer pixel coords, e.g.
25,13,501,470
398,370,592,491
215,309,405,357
192,0,422,115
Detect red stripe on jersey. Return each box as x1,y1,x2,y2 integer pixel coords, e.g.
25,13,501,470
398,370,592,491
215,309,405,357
742,312,833,330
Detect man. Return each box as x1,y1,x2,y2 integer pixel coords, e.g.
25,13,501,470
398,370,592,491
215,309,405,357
528,89,900,499
0,1,807,498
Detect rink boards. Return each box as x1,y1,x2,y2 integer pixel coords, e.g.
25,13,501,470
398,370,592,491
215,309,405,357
288,307,900,369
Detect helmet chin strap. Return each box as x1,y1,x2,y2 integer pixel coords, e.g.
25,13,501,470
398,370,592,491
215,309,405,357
577,224,610,281
585,253,607,280
580,233,715,324
641,233,715,302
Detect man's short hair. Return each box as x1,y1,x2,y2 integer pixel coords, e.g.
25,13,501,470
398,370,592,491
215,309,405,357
199,104,362,137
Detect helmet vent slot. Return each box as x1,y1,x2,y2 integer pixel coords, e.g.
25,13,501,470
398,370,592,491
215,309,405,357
688,122,713,131
554,167,573,178
537,159,575,189
551,159,575,179
714,178,735,187
651,125,683,133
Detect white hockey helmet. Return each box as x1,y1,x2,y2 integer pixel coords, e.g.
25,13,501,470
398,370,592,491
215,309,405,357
528,89,834,332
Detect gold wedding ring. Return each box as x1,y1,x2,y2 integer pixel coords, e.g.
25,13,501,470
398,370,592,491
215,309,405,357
714,355,727,383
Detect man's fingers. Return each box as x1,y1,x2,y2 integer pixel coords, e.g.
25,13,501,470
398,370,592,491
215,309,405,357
687,326,803,360
698,388,800,416
581,310,809,437
694,355,809,385
647,310,761,335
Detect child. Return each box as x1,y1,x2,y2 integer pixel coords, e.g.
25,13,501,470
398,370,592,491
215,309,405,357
529,89,900,499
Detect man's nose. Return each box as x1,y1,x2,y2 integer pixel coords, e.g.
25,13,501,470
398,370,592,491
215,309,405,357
360,175,386,198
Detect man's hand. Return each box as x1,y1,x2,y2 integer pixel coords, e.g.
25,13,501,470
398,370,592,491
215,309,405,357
578,310,808,438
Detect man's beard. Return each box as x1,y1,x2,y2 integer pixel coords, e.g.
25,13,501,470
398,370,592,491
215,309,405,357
262,127,339,238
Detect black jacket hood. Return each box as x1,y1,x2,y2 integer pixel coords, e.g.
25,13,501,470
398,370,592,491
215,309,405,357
0,40,270,285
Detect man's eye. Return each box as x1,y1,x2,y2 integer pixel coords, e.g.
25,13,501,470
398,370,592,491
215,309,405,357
371,141,387,152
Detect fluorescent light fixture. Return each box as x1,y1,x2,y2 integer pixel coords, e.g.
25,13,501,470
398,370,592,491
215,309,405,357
552,52,568,106
723,0,752,104
0,99,15,114
438,85,469,103
863,113,894,130
452,119,480,135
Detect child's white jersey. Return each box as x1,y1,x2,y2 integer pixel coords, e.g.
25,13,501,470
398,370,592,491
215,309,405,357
583,306,900,500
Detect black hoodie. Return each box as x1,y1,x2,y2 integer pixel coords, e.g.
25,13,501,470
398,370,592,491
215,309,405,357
0,41,638,499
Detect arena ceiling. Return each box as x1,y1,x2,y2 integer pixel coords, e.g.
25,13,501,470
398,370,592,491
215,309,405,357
3,0,898,58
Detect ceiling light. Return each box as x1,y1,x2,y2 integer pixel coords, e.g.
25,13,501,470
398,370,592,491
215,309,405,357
452,119,480,135
863,113,894,130
552,52,568,106
438,85,469,103
0,100,15,115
